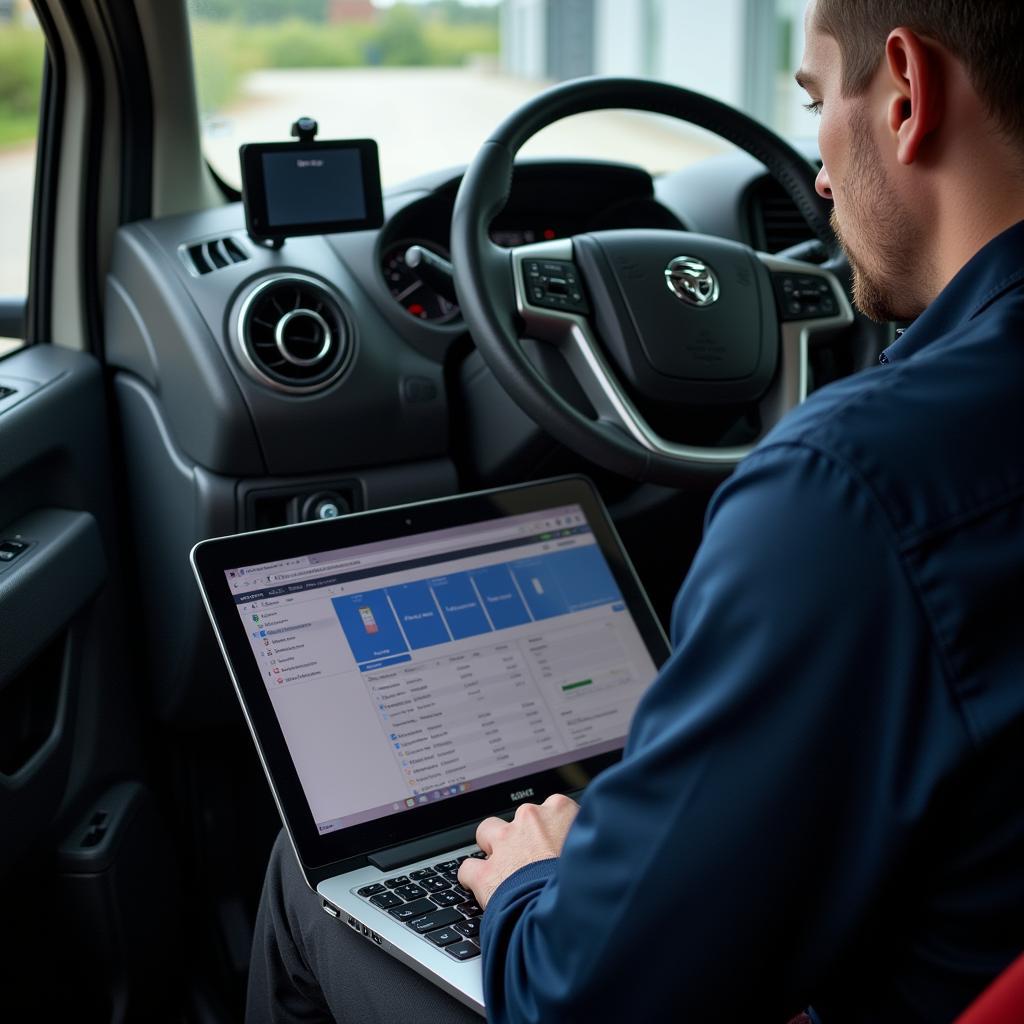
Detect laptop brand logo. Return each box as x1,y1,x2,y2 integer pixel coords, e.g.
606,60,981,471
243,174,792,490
510,788,535,802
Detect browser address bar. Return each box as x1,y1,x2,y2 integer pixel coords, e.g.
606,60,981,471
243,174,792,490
268,559,362,582
267,523,541,583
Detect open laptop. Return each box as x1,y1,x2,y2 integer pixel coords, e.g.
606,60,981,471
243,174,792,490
191,476,669,1014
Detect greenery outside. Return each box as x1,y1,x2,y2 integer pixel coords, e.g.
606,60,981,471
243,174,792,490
0,3,498,149
188,1,499,118
0,24,44,148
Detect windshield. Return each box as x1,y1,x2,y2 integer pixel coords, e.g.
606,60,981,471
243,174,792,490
188,0,815,192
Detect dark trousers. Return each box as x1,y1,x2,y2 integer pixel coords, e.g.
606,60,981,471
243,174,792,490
246,831,483,1023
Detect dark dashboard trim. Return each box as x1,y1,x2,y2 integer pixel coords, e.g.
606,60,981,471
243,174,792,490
60,0,105,355
95,0,154,225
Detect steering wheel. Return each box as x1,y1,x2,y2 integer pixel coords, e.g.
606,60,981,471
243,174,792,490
450,77,854,487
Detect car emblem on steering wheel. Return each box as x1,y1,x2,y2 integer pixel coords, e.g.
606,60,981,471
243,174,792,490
665,256,720,307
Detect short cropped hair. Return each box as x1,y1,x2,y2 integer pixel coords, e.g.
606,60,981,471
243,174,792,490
813,0,1024,149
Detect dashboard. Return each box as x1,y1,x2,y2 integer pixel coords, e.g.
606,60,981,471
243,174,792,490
105,152,819,490
377,161,688,324
101,147,826,725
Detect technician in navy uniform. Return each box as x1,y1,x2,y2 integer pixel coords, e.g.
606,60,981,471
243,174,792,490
249,2,1024,1020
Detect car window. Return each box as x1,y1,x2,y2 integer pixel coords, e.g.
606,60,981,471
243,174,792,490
0,4,42,356
188,0,817,193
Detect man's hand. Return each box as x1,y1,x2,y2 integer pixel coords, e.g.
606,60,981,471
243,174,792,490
458,793,579,909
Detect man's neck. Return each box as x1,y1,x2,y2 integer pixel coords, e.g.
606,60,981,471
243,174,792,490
926,150,1024,303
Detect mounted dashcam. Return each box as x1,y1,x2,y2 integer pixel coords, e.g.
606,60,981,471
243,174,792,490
240,117,384,248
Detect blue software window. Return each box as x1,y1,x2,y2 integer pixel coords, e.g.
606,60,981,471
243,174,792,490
430,573,493,639
332,591,409,664
510,546,622,620
549,546,622,611
470,564,532,629
386,580,451,650
509,557,568,620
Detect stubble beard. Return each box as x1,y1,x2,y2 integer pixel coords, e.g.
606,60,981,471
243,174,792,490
828,114,928,323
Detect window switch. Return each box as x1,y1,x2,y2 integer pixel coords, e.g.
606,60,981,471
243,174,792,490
0,539,29,562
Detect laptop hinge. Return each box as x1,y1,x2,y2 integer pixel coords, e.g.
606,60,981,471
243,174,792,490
368,821,482,872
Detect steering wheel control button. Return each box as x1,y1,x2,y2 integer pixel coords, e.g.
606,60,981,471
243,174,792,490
522,259,588,314
773,272,838,320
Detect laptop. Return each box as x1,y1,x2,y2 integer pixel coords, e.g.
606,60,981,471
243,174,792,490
191,476,669,1014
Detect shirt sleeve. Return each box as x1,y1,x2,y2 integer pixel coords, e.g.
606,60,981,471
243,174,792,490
479,442,968,1023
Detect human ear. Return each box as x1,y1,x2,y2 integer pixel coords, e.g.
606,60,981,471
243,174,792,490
885,28,942,165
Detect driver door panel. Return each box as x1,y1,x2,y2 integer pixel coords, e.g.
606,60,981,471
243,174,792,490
0,343,187,1018
0,344,123,871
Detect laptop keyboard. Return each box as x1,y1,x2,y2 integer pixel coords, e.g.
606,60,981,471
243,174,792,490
353,850,487,961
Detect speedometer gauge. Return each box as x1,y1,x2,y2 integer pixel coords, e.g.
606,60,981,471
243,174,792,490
381,241,460,323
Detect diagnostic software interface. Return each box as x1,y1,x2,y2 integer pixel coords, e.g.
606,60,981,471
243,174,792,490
226,505,659,836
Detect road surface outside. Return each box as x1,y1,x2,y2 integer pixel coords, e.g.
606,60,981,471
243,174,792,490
0,66,726,351
203,67,726,190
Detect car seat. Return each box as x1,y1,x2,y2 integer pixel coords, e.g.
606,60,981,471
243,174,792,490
954,952,1024,1024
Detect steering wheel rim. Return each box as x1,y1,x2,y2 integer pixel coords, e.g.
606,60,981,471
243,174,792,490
451,76,850,486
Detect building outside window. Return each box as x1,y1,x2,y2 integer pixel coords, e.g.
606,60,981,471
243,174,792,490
502,0,815,151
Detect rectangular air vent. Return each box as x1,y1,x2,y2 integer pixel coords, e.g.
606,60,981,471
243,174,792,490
182,236,249,275
748,176,818,254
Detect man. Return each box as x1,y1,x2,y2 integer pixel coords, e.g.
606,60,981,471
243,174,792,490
248,1,1024,1020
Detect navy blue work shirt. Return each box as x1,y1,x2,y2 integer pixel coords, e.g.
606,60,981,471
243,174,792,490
480,220,1024,1022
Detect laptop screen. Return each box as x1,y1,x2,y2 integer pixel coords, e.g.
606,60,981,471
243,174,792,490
224,502,660,837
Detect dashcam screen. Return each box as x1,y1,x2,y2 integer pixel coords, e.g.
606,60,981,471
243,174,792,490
262,147,367,228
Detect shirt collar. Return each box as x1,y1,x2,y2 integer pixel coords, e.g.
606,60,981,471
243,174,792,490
880,218,1024,364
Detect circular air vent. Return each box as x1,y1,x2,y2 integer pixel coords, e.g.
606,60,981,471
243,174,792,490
235,274,353,393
